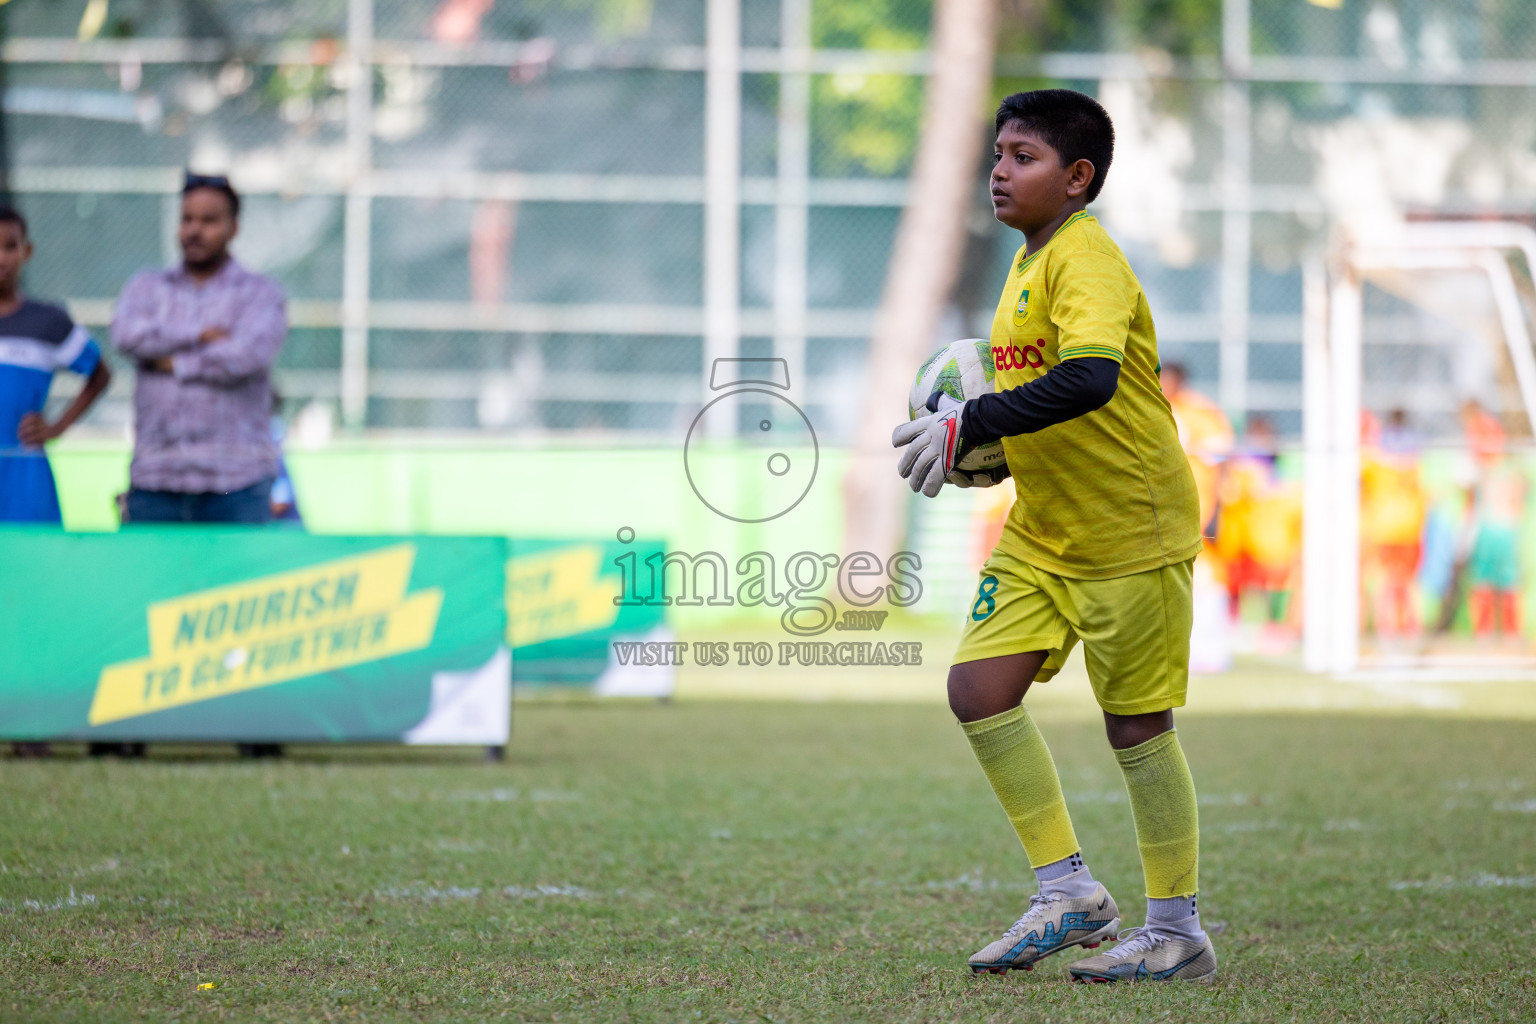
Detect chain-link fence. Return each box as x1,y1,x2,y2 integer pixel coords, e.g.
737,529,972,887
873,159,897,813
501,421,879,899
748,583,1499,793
7,0,1536,441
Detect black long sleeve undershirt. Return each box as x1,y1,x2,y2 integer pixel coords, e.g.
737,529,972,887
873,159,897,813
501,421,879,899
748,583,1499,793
961,356,1121,447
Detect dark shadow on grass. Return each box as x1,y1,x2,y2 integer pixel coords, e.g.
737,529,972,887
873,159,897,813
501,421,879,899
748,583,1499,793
1,743,505,766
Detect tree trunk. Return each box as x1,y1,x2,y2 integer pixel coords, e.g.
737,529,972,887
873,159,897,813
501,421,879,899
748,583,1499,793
842,0,1001,560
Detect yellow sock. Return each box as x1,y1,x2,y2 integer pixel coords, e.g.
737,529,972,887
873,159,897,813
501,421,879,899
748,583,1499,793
1115,729,1199,898
961,704,1080,868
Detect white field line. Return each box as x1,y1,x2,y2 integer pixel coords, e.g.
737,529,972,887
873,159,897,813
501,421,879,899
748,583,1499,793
1198,793,1265,806
0,887,98,913
1389,874,1536,891
375,884,591,901
1212,819,1283,833
1066,790,1264,807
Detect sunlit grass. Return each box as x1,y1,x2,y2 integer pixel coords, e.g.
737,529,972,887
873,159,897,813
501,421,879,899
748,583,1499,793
2,693,1533,1022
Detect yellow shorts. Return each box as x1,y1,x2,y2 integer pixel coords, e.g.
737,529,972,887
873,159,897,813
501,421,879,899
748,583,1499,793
953,548,1195,715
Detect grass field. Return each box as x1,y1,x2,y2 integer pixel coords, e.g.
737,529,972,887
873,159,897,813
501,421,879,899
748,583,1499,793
3,677,1535,1022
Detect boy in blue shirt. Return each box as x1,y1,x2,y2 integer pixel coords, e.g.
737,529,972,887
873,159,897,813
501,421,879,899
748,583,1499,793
0,207,112,523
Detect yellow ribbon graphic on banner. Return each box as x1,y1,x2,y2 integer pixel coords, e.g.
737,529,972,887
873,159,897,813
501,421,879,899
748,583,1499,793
507,545,620,647
89,544,442,726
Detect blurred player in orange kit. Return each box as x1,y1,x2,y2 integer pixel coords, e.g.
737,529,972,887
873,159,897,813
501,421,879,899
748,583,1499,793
1360,410,1427,643
1462,398,1506,470
971,474,1017,572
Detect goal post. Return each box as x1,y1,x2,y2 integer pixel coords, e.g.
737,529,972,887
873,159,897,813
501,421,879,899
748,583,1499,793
1303,221,1536,676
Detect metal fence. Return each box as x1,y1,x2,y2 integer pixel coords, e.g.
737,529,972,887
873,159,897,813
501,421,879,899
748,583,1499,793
8,0,1536,441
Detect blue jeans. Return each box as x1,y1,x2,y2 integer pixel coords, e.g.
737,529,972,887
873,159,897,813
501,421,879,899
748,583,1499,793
126,479,275,524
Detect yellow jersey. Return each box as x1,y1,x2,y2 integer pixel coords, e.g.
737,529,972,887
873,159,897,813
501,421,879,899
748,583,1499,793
989,211,1200,579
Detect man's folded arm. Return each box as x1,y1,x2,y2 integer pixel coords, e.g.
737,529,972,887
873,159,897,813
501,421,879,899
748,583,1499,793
172,282,288,385
111,274,201,359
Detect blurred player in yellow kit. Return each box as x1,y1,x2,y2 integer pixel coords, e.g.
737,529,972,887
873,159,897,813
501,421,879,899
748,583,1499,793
1218,416,1302,646
1360,410,1427,641
892,90,1214,984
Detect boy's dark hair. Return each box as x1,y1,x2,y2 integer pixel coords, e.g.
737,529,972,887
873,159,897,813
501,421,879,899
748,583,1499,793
994,89,1115,203
183,171,241,218
0,206,29,239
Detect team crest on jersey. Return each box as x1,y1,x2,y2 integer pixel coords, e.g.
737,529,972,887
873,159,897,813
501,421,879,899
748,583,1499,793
1011,287,1031,326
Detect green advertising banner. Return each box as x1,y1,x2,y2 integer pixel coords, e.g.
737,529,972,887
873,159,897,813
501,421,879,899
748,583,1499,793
0,530,509,744
507,537,670,692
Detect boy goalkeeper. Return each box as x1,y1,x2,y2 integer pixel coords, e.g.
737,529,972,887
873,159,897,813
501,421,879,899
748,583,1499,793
891,89,1213,983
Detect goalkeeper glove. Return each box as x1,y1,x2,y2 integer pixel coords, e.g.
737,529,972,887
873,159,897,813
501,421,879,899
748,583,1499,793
946,463,1011,488
892,391,970,497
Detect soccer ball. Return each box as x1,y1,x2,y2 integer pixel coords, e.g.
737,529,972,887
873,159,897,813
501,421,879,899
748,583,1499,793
908,338,1008,474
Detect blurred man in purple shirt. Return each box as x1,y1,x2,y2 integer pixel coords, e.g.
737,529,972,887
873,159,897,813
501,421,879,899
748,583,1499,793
113,173,287,524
